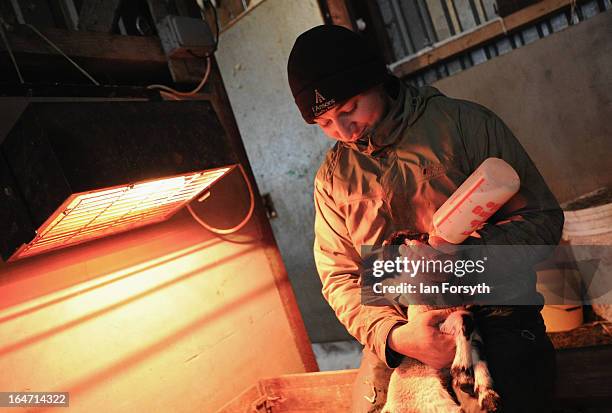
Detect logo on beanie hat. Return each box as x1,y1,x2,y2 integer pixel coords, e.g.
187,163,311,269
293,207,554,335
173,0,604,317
312,89,336,117
314,89,326,104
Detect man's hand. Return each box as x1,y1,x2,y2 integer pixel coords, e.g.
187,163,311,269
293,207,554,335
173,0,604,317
428,235,461,255
398,237,460,263
387,309,456,369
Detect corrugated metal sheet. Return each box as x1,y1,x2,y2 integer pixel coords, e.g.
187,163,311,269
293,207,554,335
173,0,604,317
379,0,611,85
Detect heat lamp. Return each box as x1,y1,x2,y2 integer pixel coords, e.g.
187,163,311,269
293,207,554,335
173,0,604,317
0,100,239,262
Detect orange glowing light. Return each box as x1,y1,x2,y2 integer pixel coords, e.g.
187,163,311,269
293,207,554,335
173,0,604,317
11,167,234,261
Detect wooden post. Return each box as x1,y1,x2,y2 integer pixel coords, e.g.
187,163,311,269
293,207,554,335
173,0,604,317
325,0,354,29
208,59,319,374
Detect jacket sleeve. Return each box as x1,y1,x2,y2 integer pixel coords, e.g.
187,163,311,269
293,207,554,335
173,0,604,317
456,101,564,266
313,177,407,368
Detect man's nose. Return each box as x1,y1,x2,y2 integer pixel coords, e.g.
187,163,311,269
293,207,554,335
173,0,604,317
336,119,356,141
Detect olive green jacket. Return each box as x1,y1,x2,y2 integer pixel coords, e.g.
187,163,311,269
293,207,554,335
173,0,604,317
312,81,563,368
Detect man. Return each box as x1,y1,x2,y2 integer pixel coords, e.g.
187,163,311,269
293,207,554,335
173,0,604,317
287,25,562,412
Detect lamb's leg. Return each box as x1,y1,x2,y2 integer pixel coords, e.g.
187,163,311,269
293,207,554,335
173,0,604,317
440,310,475,394
471,331,501,412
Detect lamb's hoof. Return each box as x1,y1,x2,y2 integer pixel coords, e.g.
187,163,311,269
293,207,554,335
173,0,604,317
451,366,475,396
478,388,501,412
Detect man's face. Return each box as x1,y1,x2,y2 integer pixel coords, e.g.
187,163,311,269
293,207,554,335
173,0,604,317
314,86,387,143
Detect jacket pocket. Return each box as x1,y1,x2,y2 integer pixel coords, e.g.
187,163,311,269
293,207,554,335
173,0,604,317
415,155,462,183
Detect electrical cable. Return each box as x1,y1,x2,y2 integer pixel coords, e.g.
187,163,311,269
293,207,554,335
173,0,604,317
146,0,218,99
25,23,100,86
0,18,24,83
207,0,220,53
197,0,220,53
148,1,254,234
160,90,181,100
187,164,256,235
146,55,212,96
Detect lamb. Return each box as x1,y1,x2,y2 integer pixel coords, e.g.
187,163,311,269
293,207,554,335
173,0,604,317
380,232,501,413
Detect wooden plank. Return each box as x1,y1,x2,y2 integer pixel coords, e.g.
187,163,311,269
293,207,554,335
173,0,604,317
215,383,263,413
554,345,612,406
1,25,166,63
0,25,207,85
259,370,358,412
392,0,581,78
167,58,214,85
217,0,267,33
219,343,612,409
216,371,357,412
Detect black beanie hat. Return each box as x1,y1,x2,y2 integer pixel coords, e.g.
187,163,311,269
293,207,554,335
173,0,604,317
287,25,389,124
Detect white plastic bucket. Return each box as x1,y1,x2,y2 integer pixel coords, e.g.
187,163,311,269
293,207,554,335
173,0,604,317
561,188,612,322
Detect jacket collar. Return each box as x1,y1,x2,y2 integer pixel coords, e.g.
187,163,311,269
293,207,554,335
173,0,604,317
342,82,441,156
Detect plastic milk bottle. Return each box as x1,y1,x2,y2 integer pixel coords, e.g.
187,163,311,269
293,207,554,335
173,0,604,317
432,158,520,244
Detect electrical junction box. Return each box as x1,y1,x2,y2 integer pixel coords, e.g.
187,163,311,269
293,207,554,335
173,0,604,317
158,15,215,58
